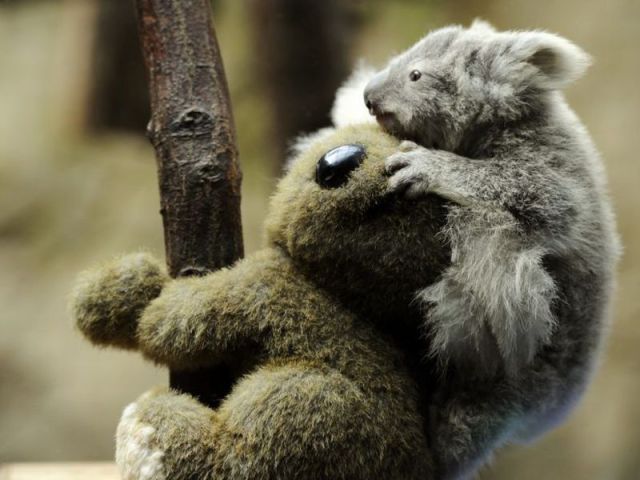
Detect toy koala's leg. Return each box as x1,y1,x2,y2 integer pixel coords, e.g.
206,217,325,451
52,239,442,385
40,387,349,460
116,387,219,480
214,362,430,479
117,363,429,480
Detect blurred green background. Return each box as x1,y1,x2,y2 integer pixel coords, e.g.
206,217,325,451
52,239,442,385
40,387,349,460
0,0,638,478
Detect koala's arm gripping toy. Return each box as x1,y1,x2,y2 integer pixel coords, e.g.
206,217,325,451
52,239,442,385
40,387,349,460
385,140,566,374
376,122,594,480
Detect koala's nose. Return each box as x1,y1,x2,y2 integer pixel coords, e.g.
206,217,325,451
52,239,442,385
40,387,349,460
316,144,366,189
364,89,378,116
363,71,386,116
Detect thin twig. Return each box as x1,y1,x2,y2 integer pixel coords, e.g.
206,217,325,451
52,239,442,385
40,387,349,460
135,0,243,407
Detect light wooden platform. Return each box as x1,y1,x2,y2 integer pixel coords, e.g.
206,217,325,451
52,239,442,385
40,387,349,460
0,463,118,480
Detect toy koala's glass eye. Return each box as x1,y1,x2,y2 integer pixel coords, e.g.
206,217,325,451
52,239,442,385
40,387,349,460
316,144,366,189
409,70,422,81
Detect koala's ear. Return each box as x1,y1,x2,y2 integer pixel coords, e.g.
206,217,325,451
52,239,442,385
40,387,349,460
331,62,377,128
501,31,591,90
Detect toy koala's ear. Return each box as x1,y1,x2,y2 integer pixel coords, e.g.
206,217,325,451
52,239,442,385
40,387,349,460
285,127,336,171
470,18,496,33
330,62,378,128
501,31,591,90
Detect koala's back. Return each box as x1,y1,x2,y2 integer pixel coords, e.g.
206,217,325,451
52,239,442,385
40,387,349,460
500,96,619,440
519,95,618,289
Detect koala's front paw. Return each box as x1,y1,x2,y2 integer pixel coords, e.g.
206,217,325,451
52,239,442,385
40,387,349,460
116,394,166,480
385,144,432,198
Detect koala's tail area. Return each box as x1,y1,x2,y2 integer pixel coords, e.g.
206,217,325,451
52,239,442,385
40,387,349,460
69,252,168,350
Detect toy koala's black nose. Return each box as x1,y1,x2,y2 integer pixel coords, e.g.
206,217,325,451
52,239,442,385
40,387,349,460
316,144,366,189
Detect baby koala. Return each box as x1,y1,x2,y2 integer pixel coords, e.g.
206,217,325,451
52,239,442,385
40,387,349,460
341,20,619,479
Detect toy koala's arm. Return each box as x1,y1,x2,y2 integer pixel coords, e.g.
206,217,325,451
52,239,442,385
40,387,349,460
71,252,169,350
72,251,279,370
386,143,573,376
135,252,274,369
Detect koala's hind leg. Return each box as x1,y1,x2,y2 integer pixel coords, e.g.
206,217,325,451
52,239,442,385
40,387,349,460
429,381,521,480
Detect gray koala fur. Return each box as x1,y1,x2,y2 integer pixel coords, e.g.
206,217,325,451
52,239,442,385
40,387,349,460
323,19,619,479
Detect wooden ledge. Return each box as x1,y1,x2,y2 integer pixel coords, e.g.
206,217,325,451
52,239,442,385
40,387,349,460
0,463,118,480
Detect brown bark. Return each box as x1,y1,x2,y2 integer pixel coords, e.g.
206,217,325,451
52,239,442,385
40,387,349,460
135,0,243,408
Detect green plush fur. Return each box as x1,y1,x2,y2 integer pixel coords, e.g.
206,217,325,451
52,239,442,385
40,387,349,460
71,252,168,350
72,124,449,480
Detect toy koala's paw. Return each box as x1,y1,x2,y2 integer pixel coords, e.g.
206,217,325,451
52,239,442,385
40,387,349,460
116,393,166,480
71,252,168,350
137,279,214,367
385,145,432,198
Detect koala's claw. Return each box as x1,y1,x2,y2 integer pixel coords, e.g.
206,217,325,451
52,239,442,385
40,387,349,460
385,153,412,175
398,140,420,152
389,171,429,198
386,151,431,198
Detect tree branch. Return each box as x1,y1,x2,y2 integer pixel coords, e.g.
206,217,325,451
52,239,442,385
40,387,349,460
135,0,243,407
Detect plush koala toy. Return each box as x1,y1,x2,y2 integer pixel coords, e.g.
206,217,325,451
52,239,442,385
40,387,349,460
71,124,452,480
342,20,618,479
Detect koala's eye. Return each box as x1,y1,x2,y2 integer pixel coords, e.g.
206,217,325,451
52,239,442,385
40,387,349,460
409,70,422,81
316,144,366,189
